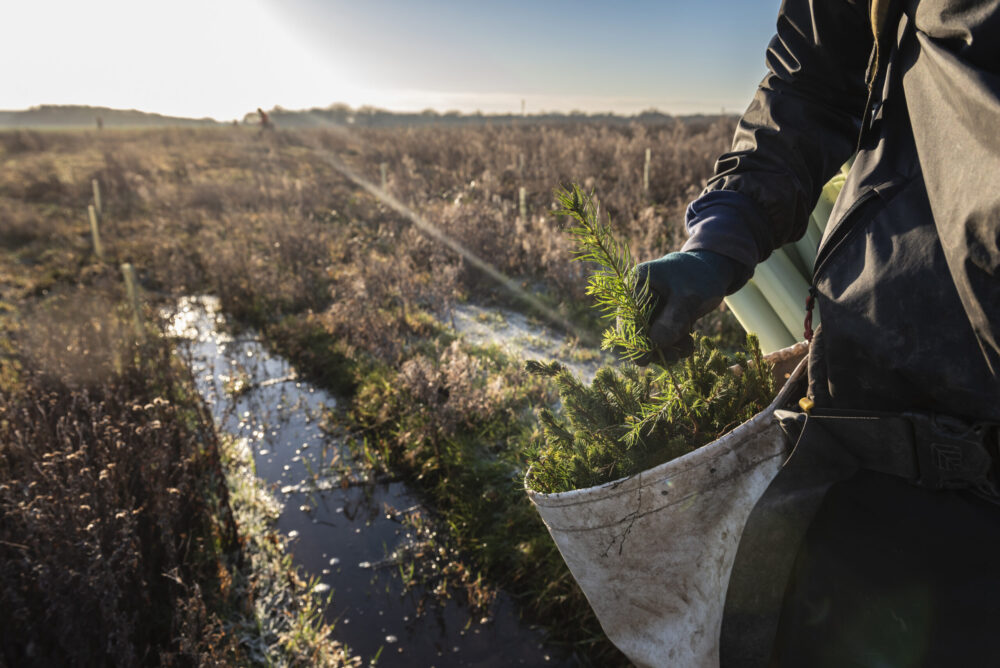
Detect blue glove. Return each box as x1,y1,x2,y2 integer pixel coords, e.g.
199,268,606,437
633,250,747,365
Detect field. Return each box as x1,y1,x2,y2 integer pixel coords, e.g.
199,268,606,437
0,118,738,665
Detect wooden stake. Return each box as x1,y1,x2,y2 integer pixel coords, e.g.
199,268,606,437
91,179,102,217
88,204,103,261
379,162,388,191
120,263,144,338
643,148,651,194
519,187,527,220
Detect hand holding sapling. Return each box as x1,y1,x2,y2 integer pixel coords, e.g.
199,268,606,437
633,250,748,365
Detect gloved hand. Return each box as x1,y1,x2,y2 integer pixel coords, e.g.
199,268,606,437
633,249,746,365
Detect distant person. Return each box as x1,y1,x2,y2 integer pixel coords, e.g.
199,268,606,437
632,0,1000,666
257,108,274,134
95,116,103,131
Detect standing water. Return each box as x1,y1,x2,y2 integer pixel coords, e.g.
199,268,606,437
167,297,576,667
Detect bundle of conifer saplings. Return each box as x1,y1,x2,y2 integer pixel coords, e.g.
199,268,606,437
525,187,777,494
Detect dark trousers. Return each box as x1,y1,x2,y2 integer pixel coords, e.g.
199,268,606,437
771,470,1000,667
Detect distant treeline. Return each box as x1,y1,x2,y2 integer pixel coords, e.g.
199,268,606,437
0,103,735,130
246,103,733,129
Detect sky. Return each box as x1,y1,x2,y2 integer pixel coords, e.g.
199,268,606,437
4,0,782,121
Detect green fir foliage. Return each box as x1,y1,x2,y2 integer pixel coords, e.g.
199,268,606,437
554,186,656,363
527,188,777,494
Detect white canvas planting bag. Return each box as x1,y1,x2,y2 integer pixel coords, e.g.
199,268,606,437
525,344,807,668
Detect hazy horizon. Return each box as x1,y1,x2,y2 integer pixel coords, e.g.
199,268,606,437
1,99,742,121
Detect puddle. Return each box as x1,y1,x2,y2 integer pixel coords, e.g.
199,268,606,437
167,297,572,667
449,303,606,381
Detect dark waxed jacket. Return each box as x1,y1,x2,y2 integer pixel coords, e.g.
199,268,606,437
684,0,1000,422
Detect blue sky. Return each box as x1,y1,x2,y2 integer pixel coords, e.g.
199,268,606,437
4,0,781,120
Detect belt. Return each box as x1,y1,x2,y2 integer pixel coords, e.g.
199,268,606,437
720,407,1000,668
775,408,1000,496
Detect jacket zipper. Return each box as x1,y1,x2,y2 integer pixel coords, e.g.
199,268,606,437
803,188,881,342
811,188,881,284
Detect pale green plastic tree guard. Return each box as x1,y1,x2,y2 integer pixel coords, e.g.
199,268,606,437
725,167,848,353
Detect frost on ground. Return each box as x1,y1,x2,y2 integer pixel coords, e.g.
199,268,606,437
449,303,606,382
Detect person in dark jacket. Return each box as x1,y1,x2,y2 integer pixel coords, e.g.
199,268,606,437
636,0,1000,665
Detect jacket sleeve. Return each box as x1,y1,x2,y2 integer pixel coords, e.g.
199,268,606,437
682,0,873,268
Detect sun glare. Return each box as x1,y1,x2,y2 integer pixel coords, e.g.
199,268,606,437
4,0,359,120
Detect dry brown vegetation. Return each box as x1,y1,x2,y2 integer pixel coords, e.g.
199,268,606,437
0,295,244,666
1,120,734,326
0,118,736,664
